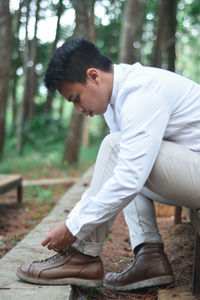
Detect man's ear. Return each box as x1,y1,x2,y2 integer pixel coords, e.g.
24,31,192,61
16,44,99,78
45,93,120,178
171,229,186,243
86,68,100,84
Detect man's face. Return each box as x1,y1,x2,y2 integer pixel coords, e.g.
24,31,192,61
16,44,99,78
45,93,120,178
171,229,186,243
58,68,112,117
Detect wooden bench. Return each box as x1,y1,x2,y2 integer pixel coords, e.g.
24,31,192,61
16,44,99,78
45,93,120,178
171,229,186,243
0,174,23,204
174,206,200,296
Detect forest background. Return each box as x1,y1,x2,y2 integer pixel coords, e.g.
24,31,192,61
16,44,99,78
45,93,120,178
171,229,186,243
0,2,200,298
0,0,200,177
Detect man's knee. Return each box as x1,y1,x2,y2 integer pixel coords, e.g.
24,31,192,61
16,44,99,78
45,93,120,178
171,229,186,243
146,140,200,208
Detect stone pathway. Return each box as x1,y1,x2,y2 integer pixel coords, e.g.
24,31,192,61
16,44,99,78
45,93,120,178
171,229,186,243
0,167,93,300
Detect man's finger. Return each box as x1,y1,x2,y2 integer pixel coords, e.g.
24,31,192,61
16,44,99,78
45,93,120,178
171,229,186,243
54,248,60,252
41,235,51,246
47,243,54,250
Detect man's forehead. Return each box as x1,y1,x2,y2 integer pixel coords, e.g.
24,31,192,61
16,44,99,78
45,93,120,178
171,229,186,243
59,81,73,92
60,81,83,92
59,82,75,97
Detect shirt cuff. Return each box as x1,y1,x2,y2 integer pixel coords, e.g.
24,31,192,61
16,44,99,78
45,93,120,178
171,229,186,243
66,217,79,236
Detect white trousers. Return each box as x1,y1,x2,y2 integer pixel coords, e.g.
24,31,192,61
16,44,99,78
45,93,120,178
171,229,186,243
74,132,200,256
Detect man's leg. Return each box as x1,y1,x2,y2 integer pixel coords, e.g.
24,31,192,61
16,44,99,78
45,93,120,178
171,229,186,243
146,140,200,208
74,132,163,256
123,193,163,252
72,133,174,290
75,139,200,257
104,140,200,290
112,140,200,253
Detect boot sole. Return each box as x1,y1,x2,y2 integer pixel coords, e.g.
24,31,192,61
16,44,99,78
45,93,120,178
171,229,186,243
16,270,102,287
103,275,174,291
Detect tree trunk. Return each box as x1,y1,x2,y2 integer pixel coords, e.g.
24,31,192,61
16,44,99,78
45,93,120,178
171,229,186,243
73,0,90,37
119,0,145,63
89,0,96,42
28,0,41,119
82,0,96,148
11,75,18,131
151,0,167,67
0,0,12,157
63,109,85,163
44,0,64,114
166,0,177,72
17,0,30,154
63,0,90,164
151,0,178,70
11,0,23,131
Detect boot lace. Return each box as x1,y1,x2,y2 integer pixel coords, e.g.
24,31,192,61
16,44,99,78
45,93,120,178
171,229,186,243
33,247,72,265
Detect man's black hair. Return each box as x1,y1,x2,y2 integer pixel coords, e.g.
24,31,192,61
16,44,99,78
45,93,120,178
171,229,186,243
44,38,113,92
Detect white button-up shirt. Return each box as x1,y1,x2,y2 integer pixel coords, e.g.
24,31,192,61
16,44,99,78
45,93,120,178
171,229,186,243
66,63,200,239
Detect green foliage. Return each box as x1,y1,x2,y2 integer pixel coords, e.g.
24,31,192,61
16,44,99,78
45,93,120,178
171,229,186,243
176,0,200,82
95,0,124,62
26,186,54,208
5,0,200,168
105,235,113,241
0,111,102,176
186,0,200,21
26,186,53,200
80,143,100,163
0,221,7,231
96,20,121,63
9,112,67,151
142,0,159,65
1,113,66,174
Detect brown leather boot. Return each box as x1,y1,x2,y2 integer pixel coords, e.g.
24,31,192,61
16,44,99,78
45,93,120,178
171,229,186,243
17,247,103,287
104,243,174,291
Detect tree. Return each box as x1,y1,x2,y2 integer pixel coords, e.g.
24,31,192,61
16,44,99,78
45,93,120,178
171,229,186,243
151,0,166,68
11,0,24,131
119,0,145,63
89,0,96,42
44,0,64,114
0,0,12,157
17,0,31,154
28,0,41,119
63,0,91,164
166,0,178,72
151,0,178,70
95,0,123,63
82,0,96,148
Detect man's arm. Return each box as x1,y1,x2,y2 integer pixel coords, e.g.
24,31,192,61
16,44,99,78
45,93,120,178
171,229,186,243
42,91,171,251
65,91,171,238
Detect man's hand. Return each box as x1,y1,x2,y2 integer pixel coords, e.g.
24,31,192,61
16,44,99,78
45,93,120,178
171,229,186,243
41,221,77,252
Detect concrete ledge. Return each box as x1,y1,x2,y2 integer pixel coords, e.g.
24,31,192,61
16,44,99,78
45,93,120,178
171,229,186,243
0,167,93,300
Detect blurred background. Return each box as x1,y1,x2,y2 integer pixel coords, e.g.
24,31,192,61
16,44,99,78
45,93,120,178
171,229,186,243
0,0,200,176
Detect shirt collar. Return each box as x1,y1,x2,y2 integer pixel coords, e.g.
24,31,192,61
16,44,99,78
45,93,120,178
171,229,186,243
109,64,120,107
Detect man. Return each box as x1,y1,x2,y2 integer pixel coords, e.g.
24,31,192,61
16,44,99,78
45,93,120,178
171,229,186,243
17,38,200,291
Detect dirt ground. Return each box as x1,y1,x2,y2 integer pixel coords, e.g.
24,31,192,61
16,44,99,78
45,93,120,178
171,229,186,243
0,186,194,300
74,210,194,300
